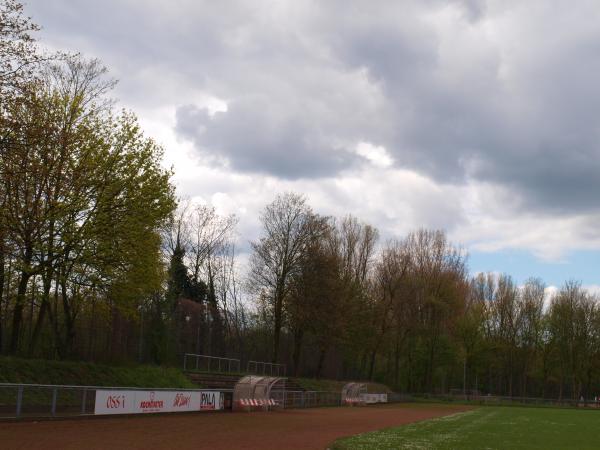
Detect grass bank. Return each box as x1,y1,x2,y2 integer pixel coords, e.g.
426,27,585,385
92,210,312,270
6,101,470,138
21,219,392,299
331,405,600,450
0,356,195,388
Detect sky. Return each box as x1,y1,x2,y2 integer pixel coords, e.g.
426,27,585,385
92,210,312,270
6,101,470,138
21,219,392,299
24,0,600,289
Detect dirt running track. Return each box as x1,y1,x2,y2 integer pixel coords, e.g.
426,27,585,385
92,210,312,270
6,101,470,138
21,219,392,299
0,403,469,450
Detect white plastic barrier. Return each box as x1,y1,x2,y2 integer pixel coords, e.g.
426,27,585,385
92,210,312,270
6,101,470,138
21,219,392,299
94,389,223,415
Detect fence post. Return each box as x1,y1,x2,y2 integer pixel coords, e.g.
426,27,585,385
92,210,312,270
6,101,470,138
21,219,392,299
183,354,187,371
16,386,23,418
196,354,199,370
81,388,87,414
51,388,58,416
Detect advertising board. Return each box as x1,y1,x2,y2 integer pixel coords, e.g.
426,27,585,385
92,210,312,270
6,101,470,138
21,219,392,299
94,390,224,415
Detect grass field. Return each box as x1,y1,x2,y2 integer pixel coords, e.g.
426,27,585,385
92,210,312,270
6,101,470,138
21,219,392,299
332,406,600,450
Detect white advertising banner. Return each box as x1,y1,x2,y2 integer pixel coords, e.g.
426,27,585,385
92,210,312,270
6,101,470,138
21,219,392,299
94,390,224,415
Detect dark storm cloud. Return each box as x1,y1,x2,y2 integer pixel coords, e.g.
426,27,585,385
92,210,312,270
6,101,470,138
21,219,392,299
175,101,361,179
26,0,600,213
319,0,600,212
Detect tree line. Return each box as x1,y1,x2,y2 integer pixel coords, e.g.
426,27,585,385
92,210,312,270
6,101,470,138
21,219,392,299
2,1,599,401
247,193,600,400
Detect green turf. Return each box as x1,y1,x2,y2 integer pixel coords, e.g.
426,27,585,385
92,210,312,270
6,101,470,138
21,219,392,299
331,405,600,450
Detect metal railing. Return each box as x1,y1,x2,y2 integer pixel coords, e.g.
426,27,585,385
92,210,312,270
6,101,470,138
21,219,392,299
412,393,600,408
183,353,241,373
271,390,341,409
246,361,286,377
0,383,230,419
387,392,414,403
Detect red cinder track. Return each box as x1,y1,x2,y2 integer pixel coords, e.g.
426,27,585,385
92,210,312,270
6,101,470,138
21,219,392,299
0,403,470,450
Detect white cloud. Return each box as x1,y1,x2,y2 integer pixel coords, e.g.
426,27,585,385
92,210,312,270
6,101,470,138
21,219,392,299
355,142,393,168
25,0,600,278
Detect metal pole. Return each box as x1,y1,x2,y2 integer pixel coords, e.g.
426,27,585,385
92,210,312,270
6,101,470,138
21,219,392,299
51,388,58,416
81,389,87,414
16,386,23,418
184,354,187,371
196,354,199,370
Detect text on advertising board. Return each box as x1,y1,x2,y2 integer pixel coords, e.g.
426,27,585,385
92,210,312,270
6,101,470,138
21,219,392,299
94,390,224,415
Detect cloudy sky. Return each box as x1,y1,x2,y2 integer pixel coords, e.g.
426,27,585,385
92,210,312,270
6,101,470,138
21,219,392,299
26,0,600,288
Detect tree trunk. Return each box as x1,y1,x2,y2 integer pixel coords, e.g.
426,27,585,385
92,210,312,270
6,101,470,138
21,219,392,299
368,349,377,381
558,375,563,401
0,246,4,353
29,268,53,355
30,222,55,356
272,287,284,363
60,277,76,358
292,328,304,377
394,333,401,388
9,269,31,354
426,333,438,393
207,261,223,356
315,345,327,379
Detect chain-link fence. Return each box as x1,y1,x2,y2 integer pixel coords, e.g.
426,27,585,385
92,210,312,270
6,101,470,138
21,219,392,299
387,392,415,403
0,383,230,419
410,393,600,408
0,384,94,419
275,390,342,409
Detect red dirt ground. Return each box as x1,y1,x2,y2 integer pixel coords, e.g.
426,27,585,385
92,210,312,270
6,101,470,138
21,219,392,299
0,403,470,450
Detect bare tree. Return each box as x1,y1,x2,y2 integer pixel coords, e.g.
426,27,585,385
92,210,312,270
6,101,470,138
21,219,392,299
369,239,410,381
518,278,546,396
249,192,320,363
